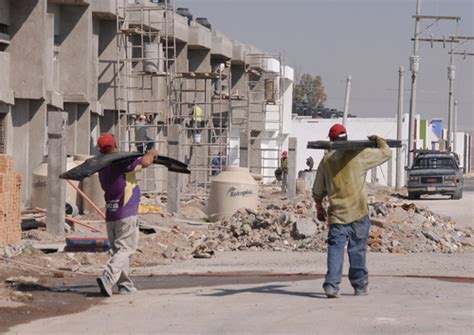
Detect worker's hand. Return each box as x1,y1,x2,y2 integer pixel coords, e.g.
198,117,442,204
317,207,327,222
147,148,158,159
367,135,379,141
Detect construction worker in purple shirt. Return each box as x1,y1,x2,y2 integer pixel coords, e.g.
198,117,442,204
95,133,158,297
312,124,391,298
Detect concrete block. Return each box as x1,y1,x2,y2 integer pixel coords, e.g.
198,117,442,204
263,58,280,73
232,40,248,64
45,90,64,109
282,65,294,82
49,0,90,5
91,0,117,19
188,22,212,50
211,30,233,59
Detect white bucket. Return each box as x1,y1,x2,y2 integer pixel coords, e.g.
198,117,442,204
193,132,202,144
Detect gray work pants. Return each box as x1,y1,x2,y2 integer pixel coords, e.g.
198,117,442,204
282,171,288,192
102,215,139,291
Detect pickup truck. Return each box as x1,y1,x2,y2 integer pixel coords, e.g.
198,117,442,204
406,150,463,200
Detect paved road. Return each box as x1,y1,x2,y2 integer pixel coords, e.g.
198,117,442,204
7,250,474,335
413,175,474,229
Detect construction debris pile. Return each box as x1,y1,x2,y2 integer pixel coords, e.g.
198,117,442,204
1,184,472,275
195,185,472,255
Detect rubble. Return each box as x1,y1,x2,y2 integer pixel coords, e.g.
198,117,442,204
0,183,471,284
194,185,472,255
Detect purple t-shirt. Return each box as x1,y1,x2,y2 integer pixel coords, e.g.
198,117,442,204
99,157,143,221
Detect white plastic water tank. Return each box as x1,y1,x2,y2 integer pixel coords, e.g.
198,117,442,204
31,156,80,209
206,167,259,221
73,154,106,215
143,42,164,73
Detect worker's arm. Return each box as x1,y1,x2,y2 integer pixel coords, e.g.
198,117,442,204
312,160,328,222
359,135,392,171
141,148,158,168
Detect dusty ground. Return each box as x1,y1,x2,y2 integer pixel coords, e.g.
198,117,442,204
2,250,473,334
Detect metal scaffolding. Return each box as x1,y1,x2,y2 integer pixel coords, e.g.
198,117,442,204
176,68,231,197
115,0,232,197
115,0,177,193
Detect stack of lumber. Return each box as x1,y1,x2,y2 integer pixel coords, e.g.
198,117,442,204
0,155,22,246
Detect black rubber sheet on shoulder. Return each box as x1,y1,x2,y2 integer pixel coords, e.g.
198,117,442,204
307,139,402,151
59,152,190,181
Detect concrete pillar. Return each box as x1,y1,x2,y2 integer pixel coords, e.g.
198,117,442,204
167,124,182,215
371,167,378,184
47,110,68,237
387,158,393,188
287,137,297,200
239,133,249,168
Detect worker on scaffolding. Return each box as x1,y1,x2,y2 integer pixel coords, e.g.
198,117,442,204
212,62,226,95
211,152,226,176
280,151,289,192
190,103,204,144
135,114,154,153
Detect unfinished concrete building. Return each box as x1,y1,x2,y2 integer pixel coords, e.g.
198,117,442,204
0,0,294,208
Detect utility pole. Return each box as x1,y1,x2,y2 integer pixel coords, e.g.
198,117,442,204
342,75,352,125
447,36,474,154
447,49,455,152
396,66,404,190
408,0,461,165
407,0,421,168
453,100,458,153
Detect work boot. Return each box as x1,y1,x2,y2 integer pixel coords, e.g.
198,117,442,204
97,276,113,297
118,286,138,295
324,286,340,299
354,286,368,296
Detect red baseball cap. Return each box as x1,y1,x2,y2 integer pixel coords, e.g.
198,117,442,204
281,151,288,158
328,124,347,139
97,133,117,153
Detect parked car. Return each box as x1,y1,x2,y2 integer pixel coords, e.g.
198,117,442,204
406,150,463,200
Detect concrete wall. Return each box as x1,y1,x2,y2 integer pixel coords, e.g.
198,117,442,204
65,103,90,155
58,5,92,102
0,0,10,26
9,0,47,99
10,99,47,203
97,19,117,110
0,52,14,104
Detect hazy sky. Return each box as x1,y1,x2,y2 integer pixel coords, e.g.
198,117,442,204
178,0,473,132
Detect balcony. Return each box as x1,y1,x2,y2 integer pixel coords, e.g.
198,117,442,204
211,30,232,59
232,40,248,64
48,0,90,5
91,0,117,19
188,21,212,49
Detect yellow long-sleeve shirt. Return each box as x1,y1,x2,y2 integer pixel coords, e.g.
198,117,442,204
312,138,392,224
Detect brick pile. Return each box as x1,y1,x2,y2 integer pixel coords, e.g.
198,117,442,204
0,155,22,246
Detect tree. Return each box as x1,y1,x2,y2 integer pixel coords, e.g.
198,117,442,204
293,74,327,108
